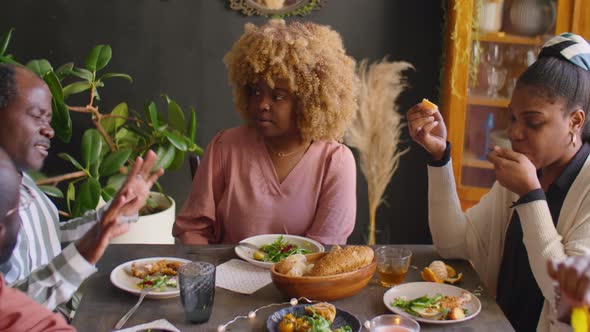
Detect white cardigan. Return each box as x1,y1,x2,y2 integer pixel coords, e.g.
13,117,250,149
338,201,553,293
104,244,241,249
427,155,590,332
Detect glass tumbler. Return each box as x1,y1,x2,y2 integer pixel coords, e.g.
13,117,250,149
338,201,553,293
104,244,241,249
375,247,412,288
178,261,216,324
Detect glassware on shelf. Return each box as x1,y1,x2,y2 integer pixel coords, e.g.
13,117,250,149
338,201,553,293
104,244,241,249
485,43,504,67
479,0,505,33
487,66,508,98
508,0,556,37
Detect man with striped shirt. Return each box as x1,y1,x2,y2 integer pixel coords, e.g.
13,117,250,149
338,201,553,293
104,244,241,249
0,64,164,318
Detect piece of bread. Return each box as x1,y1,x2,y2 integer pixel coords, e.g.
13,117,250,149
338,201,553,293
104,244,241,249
309,246,374,276
274,254,308,277
305,302,336,323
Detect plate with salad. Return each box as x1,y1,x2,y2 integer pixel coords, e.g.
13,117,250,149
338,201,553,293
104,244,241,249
383,282,481,324
110,257,191,299
235,234,324,269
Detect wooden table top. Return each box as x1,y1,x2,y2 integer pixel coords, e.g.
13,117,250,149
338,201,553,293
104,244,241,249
72,244,514,331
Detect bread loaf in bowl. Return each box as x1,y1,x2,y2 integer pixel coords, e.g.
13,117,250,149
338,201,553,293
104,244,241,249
271,246,377,301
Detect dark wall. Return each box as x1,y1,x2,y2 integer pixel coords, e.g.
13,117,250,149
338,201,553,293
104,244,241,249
1,0,444,244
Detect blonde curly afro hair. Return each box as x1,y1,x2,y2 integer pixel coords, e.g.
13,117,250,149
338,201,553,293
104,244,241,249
223,19,358,142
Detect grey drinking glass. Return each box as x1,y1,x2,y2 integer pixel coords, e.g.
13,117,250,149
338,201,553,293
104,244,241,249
178,261,216,324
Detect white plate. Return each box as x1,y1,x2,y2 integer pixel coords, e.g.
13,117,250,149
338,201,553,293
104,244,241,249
234,234,324,269
383,282,482,324
110,257,191,299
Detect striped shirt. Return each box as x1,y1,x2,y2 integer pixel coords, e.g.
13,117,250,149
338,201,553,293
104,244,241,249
0,173,99,310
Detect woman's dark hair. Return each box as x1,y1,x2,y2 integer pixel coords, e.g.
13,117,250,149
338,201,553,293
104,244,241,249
516,56,590,141
0,64,17,111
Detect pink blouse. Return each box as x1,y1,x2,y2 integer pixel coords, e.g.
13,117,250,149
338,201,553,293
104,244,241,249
173,126,356,245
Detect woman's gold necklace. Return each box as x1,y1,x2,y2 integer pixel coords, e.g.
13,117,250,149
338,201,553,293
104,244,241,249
268,142,311,158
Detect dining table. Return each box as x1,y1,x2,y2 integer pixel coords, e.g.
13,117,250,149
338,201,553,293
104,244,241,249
72,244,515,331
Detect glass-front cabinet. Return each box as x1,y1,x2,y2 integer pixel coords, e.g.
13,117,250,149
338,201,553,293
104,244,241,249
442,0,590,210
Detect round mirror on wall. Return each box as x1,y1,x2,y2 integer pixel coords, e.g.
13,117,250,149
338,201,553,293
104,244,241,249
229,0,324,17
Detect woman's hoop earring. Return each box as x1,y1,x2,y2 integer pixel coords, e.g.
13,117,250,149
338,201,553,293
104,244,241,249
571,132,577,148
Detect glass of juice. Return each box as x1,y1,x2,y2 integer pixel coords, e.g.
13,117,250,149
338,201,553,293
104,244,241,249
370,314,420,332
375,247,412,287
178,261,216,323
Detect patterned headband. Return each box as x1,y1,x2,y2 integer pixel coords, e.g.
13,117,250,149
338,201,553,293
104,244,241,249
538,33,590,71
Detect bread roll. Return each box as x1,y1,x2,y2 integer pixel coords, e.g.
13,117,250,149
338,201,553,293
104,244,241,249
274,254,308,277
309,246,374,276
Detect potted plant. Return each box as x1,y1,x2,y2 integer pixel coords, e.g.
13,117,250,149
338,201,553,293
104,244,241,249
0,28,203,243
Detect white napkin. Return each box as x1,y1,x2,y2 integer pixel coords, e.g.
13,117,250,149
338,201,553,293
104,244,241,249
215,259,272,294
113,318,180,332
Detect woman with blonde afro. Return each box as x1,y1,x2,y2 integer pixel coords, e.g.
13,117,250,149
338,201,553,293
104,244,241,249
173,20,358,245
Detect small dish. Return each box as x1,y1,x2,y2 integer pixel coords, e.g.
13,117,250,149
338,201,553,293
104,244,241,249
110,257,191,299
267,304,361,332
234,234,324,269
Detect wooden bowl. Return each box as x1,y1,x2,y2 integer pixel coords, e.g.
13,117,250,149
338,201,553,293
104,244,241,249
270,252,377,301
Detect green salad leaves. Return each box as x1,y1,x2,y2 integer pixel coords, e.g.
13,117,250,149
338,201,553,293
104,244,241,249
254,235,311,263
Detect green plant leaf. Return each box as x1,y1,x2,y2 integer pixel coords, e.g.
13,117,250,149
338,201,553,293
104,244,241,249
75,177,101,216
54,62,74,80
26,59,53,77
58,152,84,170
99,149,131,176
0,28,14,56
63,81,92,98
101,187,117,202
154,144,176,170
102,102,128,135
81,129,103,168
147,102,159,128
167,99,185,134
37,185,64,198
51,98,72,143
106,173,127,191
85,45,112,71
66,182,75,214
0,55,20,65
71,68,93,81
98,72,133,83
164,130,188,151
188,108,197,143
168,149,185,171
43,71,64,101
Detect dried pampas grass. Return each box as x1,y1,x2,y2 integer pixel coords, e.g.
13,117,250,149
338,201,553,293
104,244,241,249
345,58,413,245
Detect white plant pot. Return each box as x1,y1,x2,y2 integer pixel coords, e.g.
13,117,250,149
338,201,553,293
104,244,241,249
110,192,176,244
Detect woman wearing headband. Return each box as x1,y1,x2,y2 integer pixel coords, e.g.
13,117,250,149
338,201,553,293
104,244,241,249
173,20,358,245
407,33,590,331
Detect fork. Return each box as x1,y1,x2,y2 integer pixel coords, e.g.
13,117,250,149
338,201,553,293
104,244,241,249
113,286,154,330
237,242,260,251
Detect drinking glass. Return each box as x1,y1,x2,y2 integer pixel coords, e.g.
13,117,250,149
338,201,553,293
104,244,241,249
486,66,507,98
178,261,216,323
375,247,412,288
370,314,420,332
485,43,504,67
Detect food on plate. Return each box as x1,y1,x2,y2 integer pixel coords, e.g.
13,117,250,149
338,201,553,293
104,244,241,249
304,302,336,323
137,274,178,290
309,245,374,276
421,98,437,110
392,292,472,321
130,259,185,290
253,235,312,263
421,260,462,284
131,259,184,278
278,303,351,332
